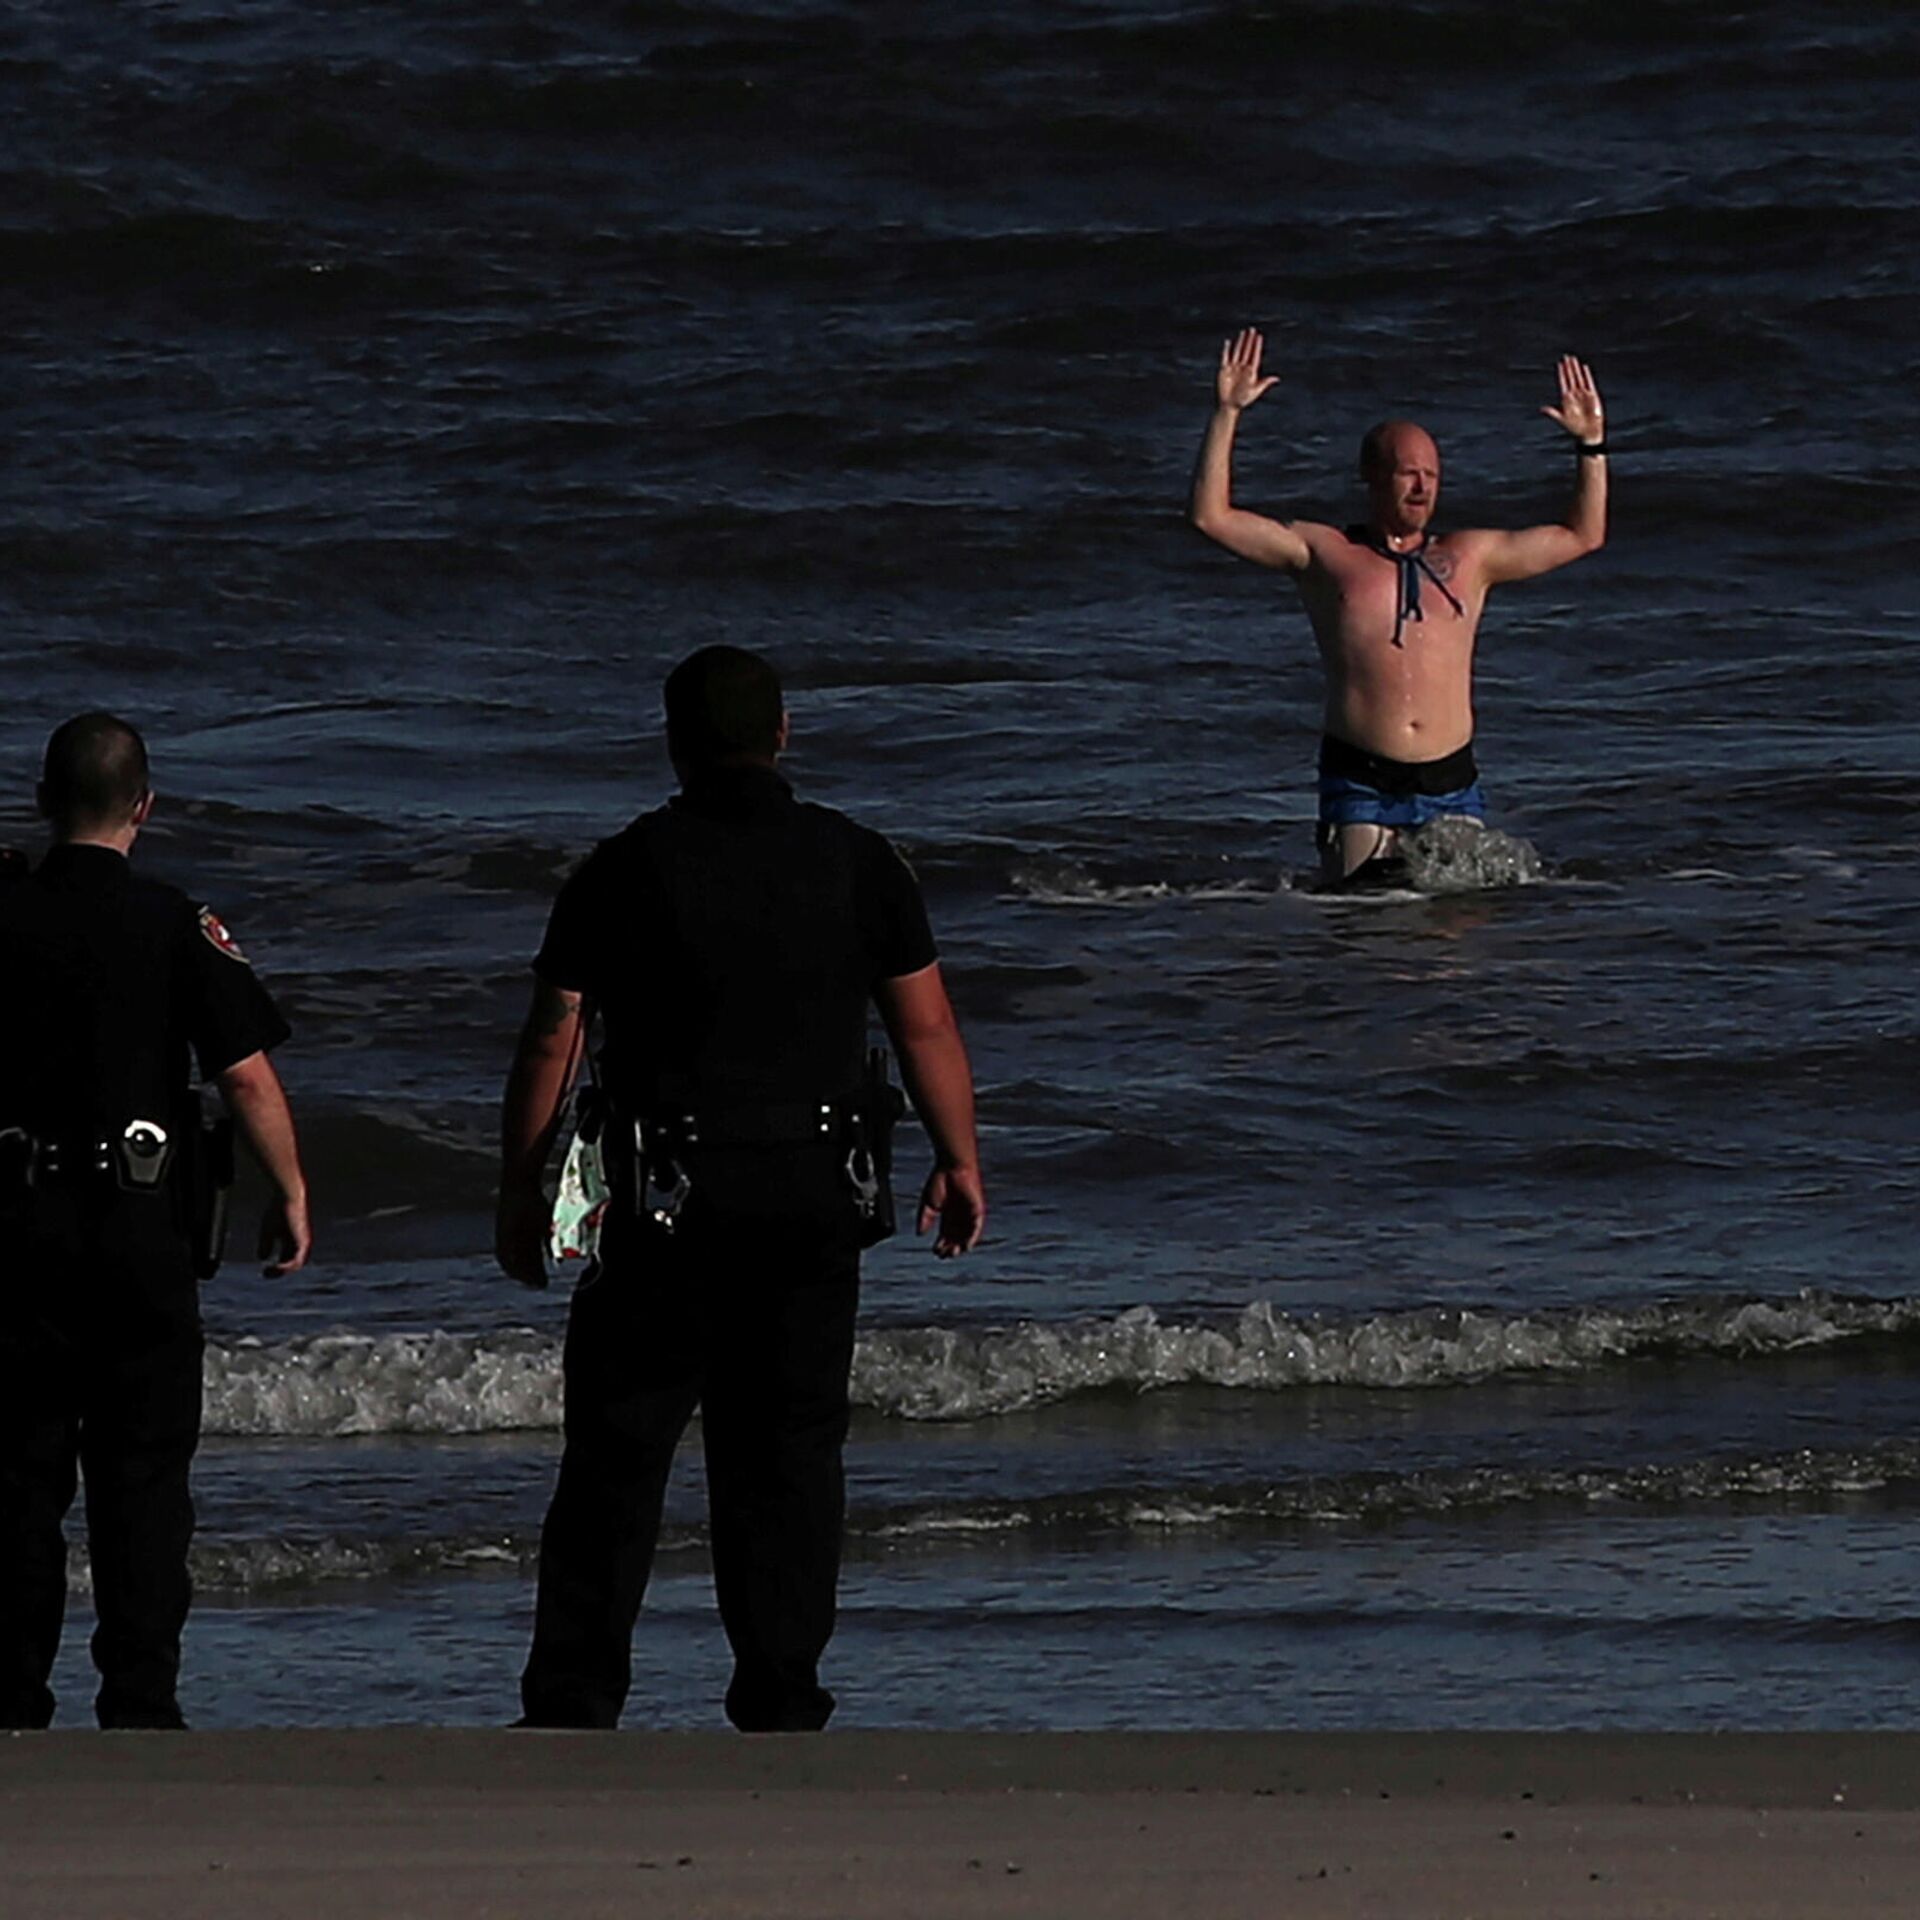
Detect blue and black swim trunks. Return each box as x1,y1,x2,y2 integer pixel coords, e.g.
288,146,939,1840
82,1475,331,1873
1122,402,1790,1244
1317,733,1486,831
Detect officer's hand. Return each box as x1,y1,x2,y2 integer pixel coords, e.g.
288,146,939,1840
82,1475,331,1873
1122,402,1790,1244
917,1164,986,1258
260,1189,312,1277
496,1183,552,1290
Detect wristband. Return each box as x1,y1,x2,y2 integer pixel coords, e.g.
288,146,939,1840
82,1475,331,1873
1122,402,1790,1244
1576,440,1608,457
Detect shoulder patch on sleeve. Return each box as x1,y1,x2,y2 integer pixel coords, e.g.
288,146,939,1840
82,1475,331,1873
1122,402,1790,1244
198,905,251,965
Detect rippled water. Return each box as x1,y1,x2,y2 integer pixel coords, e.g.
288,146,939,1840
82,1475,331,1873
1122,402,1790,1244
8,1,1920,1727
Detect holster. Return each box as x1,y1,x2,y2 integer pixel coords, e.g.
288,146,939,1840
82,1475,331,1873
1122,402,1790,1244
180,1098,236,1281
848,1046,908,1248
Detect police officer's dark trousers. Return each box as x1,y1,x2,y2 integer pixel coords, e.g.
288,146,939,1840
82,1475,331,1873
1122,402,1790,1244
0,1189,202,1731
521,1178,860,1733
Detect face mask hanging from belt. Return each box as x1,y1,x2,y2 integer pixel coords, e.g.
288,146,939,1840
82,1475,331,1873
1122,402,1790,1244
548,1000,611,1266
548,1087,611,1264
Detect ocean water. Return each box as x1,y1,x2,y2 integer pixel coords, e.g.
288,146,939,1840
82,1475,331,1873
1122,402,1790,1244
7,0,1920,1729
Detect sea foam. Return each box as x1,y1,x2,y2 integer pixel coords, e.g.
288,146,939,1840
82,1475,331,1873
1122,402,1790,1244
63,1437,1920,1594
1399,816,1542,892
199,1291,1920,1435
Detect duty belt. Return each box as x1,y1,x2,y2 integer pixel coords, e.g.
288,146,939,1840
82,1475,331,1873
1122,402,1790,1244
0,1119,176,1194
612,1057,904,1244
643,1100,860,1150
624,1099,863,1233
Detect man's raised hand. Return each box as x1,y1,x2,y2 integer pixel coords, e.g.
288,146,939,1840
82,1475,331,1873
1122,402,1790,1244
1542,355,1605,445
1217,328,1279,413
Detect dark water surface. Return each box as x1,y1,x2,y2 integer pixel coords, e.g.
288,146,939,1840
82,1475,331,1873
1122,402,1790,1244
7,1,1920,1727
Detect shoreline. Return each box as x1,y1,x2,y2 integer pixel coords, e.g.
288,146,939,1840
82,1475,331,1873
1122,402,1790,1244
5,1730,1917,1917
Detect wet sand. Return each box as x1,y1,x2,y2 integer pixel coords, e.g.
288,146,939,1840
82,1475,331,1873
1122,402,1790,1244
3,1729,1916,1918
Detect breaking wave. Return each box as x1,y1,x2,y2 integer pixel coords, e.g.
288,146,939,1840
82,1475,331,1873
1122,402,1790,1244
63,1438,1920,1594
201,1292,1920,1435
865,1440,1920,1544
206,1328,562,1436
848,1294,1920,1419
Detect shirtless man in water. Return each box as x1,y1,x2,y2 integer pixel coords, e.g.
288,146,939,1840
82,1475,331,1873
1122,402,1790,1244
1190,331,1608,883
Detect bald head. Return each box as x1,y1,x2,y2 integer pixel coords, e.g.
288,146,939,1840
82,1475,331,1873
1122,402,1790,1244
1359,419,1439,480
1359,420,1442,537
39,712,151,838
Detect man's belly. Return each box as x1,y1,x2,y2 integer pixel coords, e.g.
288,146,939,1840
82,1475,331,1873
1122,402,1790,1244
1323,650,1476,764
1322,697,1474,765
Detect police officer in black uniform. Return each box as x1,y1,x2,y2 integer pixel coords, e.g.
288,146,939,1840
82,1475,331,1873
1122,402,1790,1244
497,645,985,1731
0,713,312,1730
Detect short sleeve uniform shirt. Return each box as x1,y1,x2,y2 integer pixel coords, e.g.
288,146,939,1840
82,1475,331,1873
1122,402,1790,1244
0,844,290,1140
535,767,935,1111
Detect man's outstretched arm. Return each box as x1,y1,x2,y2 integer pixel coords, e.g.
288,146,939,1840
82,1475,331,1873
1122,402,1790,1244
1189,328,1314,571
1476,355,1609,585
496,979,585,1287
874,962,985,1257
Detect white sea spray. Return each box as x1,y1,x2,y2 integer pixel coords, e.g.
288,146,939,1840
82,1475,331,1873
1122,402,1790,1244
196,1291,1920,1436
204,1328,563,1436
1399,816,1543,892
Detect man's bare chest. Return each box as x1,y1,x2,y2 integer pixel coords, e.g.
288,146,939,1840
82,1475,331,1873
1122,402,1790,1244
1308,535,1481,648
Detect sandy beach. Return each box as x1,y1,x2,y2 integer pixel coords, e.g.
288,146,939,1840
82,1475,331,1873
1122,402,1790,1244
2,1729,1915,1918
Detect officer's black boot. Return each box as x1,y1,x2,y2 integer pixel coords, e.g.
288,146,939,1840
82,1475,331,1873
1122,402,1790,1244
0,1683,56,1731
96,1693,188,1732
724,1664,834,1734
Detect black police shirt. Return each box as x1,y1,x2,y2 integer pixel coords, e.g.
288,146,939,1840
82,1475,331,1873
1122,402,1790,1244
535,767,936,1110
0,844,290,1139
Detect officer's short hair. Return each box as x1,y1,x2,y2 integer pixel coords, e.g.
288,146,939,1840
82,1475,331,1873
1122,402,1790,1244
664,646,783,767
41,712,150,828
